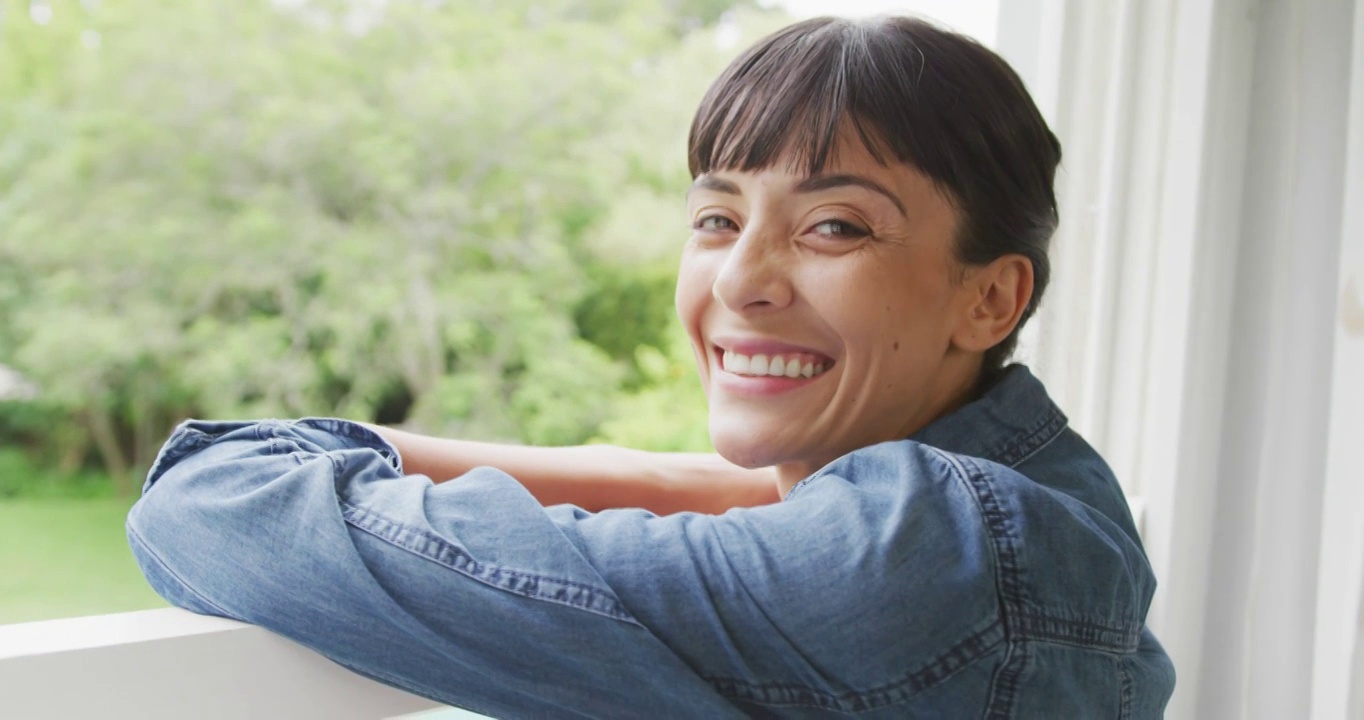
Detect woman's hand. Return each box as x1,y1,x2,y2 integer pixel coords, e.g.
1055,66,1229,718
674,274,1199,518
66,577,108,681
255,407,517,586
362,423,781,515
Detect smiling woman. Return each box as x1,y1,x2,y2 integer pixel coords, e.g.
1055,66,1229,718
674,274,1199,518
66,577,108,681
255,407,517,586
682,140,987,485
677,16,1054,494
126,15,1174,718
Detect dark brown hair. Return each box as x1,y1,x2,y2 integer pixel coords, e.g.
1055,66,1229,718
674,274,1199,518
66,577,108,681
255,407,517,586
687,16,1061,374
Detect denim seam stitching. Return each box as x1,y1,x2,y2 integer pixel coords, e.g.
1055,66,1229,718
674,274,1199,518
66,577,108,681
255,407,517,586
939,453,1030,609
981,636,1026,720
126,522,234,619
1005,415,1066,468
984,639,1029,719
1011,611,1141,653
995,408,1068,468
700,618,1007,712
935,451,1030,718
337,499,642,627
1117,658,1134,720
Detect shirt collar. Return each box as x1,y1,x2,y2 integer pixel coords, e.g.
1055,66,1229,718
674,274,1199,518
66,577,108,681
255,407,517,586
909,364,1068,468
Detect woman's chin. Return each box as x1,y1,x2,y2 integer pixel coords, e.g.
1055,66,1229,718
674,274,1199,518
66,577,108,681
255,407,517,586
708,419,793,470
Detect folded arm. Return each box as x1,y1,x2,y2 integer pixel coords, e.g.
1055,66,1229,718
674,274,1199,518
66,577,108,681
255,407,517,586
363,423,781,515
127,418,1001,717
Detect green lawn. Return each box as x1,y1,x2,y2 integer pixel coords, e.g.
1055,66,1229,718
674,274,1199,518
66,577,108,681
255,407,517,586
0,499,166,625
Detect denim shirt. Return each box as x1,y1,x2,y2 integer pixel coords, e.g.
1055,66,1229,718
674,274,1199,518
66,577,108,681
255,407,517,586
126,365,1175,718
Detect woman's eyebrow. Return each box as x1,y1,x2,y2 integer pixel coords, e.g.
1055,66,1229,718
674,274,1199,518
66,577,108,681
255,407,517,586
688,175,742,196
795,174,908,218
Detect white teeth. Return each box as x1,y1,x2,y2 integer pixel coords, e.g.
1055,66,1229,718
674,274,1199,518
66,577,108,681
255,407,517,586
722,351,750,374
720,350,830,379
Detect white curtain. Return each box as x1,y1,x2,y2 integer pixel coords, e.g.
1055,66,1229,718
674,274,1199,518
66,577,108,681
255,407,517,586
996,1,1364,717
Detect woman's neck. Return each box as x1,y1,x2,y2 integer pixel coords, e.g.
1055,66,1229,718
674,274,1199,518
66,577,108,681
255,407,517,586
773,358,987,498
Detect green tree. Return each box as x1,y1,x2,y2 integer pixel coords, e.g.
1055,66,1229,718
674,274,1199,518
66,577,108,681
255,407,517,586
0,0,788,491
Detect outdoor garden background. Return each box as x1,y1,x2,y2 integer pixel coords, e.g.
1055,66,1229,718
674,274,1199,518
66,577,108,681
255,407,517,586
0,0,790,624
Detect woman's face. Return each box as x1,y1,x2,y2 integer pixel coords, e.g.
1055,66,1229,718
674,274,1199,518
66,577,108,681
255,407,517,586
677,133,986,490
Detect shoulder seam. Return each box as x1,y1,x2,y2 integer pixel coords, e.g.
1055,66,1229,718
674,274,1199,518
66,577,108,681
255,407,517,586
932,451,1030,612
930,450,1030,717
997,408,1068,468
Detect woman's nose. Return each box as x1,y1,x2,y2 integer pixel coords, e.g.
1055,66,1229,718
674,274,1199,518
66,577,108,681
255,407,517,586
711,225,794,313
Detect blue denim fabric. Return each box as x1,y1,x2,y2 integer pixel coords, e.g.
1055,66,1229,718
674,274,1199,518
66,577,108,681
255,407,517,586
126,365,1174,718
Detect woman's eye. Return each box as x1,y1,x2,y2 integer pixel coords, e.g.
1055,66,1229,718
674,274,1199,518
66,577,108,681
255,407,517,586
810,219,869,238
694,215,738,232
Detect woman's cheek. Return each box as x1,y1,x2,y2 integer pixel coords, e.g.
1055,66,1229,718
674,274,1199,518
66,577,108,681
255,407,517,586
674,249,719,362
674,251,708,319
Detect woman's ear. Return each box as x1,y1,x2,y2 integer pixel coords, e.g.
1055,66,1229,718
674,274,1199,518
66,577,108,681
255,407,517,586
951,254,1035,353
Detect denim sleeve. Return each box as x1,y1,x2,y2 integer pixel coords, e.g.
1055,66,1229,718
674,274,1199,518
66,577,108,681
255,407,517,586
126,418,1002,718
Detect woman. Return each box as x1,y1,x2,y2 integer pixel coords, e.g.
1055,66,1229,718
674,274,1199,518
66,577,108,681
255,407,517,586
128,15,1175,718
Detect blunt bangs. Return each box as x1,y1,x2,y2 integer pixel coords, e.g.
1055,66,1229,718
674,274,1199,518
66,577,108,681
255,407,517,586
686,18,890,178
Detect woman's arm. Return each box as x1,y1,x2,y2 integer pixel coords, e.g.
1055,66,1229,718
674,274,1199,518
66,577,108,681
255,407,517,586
128,418,1005,717
363,424,781,515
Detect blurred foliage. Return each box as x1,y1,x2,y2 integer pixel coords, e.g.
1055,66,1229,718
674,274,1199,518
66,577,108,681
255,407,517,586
592,324,711,452
0,0,788,495
0,446,113,498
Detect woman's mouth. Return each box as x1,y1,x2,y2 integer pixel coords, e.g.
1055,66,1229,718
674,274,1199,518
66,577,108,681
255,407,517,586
719,349,832,379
